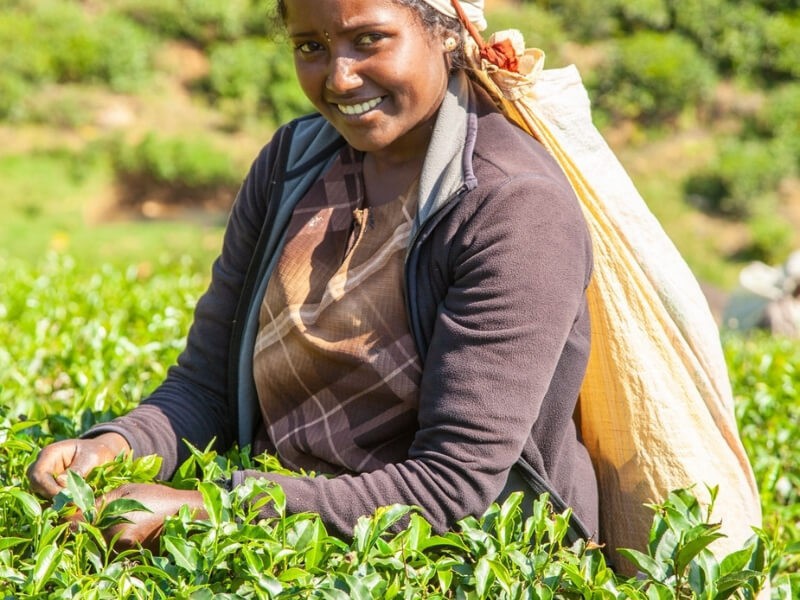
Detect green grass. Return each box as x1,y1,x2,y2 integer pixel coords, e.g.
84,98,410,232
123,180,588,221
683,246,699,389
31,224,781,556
0,151,224,268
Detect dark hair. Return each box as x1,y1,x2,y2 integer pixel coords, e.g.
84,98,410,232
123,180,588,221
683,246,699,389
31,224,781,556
276,0,467,70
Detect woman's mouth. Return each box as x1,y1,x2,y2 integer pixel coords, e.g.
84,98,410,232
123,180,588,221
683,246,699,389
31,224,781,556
336,97,384,116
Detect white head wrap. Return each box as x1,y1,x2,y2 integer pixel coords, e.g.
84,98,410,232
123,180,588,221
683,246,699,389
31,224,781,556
419,0,487,32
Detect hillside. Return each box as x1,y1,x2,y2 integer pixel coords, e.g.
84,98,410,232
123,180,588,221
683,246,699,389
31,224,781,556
1,0,798,294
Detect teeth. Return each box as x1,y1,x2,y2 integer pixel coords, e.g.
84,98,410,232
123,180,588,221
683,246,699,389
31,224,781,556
337,97,383,116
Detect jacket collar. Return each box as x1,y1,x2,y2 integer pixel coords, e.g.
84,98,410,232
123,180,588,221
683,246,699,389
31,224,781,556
415,71,479,233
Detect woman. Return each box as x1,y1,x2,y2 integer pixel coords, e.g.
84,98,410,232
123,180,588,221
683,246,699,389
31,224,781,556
28,0,598,550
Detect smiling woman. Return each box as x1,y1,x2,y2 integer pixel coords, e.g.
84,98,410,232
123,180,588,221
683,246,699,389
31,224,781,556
28,0,599,555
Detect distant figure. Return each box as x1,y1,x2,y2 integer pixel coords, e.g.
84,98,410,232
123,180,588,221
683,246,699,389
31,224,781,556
724,250,800,337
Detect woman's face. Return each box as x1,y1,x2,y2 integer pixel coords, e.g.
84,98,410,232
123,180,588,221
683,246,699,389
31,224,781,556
284,0,450,164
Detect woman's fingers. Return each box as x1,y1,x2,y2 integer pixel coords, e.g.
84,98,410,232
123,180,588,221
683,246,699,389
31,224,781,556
27,439,79,498
27,433,131,498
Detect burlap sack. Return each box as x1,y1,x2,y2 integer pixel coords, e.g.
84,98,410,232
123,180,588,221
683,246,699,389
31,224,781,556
469,33,762,573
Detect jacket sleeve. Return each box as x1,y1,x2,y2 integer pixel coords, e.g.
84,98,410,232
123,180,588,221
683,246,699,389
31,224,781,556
231,173,593,537
83,139,279,479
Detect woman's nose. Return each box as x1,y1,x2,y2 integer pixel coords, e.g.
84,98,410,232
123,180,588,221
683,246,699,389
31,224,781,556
326,56,362,94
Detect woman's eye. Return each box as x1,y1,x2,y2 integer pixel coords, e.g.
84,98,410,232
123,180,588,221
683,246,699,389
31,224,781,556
294,41,324,55
356,33,385,47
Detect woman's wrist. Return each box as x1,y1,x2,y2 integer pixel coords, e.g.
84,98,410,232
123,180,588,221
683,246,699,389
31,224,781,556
96,432,132,457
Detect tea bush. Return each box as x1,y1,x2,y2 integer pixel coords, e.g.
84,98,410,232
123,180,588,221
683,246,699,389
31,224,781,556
0,255,797,597
725,332,800,582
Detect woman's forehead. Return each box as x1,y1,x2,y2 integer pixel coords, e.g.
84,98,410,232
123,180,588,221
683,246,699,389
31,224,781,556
284,0,419,35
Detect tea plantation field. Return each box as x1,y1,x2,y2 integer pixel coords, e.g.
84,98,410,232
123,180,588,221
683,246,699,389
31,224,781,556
0,253,798,598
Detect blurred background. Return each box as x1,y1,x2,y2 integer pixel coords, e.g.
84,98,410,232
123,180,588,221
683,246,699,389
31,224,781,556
0,0,798,296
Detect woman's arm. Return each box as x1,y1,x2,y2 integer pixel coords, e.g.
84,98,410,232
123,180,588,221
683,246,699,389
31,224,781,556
82,140,280,479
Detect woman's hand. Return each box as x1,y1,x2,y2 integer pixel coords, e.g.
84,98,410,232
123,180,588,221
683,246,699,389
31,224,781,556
96,483,206,553
27,433,131,498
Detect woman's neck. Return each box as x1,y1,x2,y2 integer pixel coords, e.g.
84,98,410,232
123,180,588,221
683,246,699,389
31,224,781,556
362,151,423,208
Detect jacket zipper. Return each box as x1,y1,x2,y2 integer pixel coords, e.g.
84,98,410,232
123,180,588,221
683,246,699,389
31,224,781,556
227,122,295,430
404,185,468,361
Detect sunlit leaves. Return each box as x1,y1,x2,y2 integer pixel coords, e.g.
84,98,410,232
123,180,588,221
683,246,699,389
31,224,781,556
0,256,793,597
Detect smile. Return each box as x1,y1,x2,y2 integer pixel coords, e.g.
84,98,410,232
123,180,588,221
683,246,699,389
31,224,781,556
336,97,384,116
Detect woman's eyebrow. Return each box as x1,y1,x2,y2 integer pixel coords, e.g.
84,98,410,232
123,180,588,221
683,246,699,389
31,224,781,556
289,19,392,38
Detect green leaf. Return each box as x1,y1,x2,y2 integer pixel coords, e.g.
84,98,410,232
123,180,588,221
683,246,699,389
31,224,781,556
675,532,725,575
278,566,311,584
436,565,454,591
341,573,376,600
487,558,513,592
65,469,96,517
8,489,42,519
616,548,668,581
0,566,25,587
27,543,62,594
393,513,431,553
373,504,414,534
95,497,150,529
714,570,764,598
475,556,493,598
314,588,351,600
644,583,674,600
0,537,27,552
300,519,330,570
354,504,413,556
265,482,286,516
198,480,226,526
687,558,710,597
719,545,756,576
162,536,201,573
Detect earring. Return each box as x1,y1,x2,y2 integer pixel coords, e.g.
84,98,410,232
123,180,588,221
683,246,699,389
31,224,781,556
443,37,458,52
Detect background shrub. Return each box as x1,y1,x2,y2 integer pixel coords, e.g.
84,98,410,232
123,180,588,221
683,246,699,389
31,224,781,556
671,0,767,78
593,31,716,123
108,133,244,215
538,0,620,41
762,11,800,79
0,73,32,121
684,138,792,218
745,214,794,265
118,0,281,47
755,84,800,166
0,11,58,85
0,3,154,97
111,133,240,190
207,38,312,126
615,0,670,30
